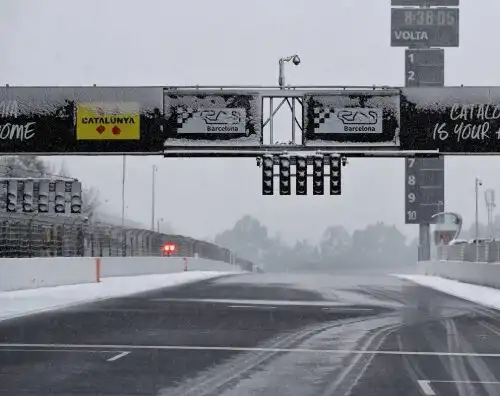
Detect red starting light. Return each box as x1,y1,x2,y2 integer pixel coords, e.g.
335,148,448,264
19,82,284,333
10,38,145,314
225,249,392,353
162,242,176,255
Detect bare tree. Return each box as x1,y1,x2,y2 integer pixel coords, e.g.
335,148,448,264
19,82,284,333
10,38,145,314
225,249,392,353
82,185,101,216
0,155,50,178
55,161,101,216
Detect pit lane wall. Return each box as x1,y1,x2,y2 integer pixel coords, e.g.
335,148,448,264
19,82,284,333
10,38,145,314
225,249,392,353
419,241,500,288
0,256,252,292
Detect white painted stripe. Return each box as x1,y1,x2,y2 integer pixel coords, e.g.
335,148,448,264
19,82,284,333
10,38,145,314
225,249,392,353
3,343,500,357
480,321,500,337
150,298,372,308
0,348,111,353
433,380,500,384
107,351,130,362
417,380,436,395
429,381,500,385
320,307,373,312
228,305,277,310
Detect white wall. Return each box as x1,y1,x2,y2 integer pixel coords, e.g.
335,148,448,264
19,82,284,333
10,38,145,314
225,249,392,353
420,260,500,289
0,256,242,292
0,257,97,291
101,257,238,277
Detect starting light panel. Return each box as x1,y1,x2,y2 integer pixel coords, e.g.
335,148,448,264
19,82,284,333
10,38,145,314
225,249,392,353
260,154,344,196
330,155,342,195
262,155,274,195
312,155,324,195
279,156,291,195
295,156,307,195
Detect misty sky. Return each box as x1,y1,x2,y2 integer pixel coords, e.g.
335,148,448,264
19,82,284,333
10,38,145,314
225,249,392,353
1,0,499,244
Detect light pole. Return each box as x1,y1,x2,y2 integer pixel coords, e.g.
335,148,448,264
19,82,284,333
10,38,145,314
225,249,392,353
475,177,483,242
121,155,127,256
157,217,164,233
151,165,158,231
485,189,496,239
278,54,301,89
121,156,126,228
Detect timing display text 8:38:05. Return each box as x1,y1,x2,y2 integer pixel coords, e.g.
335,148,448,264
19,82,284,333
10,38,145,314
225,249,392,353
403,8,457,26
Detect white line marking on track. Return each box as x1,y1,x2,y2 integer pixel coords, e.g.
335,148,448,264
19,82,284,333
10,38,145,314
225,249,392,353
432,380,500,384
480,321,500,337
106,351,130,362
0,348,111,354
417,380,436,395
228,305,277,310
150,298,373,309
4,343,500,357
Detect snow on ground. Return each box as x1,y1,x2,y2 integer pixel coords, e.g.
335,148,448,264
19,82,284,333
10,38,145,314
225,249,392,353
395,274,500,311
214,272,402,306
0,271,234,322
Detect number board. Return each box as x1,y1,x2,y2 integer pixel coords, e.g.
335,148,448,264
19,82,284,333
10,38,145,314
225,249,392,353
405,157,445,224
392,0,458,5
405,49,444,87
391,8,459,47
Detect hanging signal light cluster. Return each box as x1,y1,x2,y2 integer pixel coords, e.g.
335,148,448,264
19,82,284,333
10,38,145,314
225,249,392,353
260,154,343,196
3,179,83,214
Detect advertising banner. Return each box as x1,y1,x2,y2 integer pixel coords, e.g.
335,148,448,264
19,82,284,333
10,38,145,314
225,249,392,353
163,90,262,146
76,102,141,140
400,87,500,153
303,90,401,146
0,87,164,154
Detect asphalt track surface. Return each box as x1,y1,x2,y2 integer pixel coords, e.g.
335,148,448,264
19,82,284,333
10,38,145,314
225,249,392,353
2,273,500,395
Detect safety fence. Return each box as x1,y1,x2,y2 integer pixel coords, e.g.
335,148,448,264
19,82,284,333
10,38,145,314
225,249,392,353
0,212,256,271
436,242,500,263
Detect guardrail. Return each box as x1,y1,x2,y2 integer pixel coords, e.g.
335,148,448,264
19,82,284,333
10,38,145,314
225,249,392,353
420,242,500,289
436,242,500,263
0,212,258,272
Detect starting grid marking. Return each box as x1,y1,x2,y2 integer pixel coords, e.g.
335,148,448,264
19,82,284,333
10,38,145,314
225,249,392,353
3,343,500,357
418,379,500,395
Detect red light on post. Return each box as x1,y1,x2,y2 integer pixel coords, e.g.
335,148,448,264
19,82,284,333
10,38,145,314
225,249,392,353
162,242,176,256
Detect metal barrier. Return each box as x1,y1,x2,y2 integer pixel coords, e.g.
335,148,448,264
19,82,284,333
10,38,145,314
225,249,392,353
0,212,254,269
437,242,500,263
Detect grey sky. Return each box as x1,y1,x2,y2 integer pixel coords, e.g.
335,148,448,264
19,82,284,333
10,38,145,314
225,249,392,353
1,0,499,244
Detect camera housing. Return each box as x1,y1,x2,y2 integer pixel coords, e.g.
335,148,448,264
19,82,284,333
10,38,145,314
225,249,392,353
292,55,301,66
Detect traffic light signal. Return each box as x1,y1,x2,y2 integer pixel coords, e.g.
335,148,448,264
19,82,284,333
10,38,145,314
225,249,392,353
312,155,324,195
70,181,82,214
162,242,176,256
295,156,307,195
22,180,34,212
54,181,66,213
6,180,18,212
38,181,49,213
330,155,342,195
262,155,274,195
279,155,291,195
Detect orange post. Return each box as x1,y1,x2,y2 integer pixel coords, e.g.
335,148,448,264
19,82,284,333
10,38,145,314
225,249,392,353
95,258,101,283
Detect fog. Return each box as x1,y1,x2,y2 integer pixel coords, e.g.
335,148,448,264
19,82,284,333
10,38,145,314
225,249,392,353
1,0,499,246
